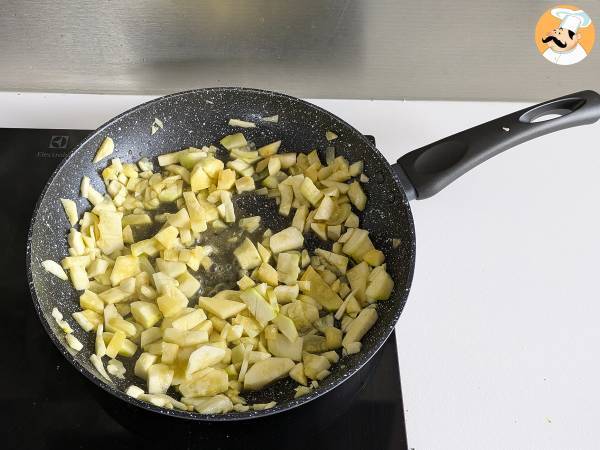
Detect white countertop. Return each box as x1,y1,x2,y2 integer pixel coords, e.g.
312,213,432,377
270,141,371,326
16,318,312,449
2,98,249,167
5,92,600,450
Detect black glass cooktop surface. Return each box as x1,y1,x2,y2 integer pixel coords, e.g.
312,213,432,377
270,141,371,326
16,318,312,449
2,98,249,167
0,128,407,450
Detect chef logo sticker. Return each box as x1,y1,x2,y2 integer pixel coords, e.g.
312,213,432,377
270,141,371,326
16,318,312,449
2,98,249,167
535,5,595,65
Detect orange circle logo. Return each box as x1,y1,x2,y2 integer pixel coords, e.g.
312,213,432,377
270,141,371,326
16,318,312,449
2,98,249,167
535,5,595,65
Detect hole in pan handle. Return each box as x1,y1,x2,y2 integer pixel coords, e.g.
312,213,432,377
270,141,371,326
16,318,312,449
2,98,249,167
392,90,600,200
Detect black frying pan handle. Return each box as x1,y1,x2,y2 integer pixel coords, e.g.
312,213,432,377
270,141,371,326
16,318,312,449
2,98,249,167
392,90,600,200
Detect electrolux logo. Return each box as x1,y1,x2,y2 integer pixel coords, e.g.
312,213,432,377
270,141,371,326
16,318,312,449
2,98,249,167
49,135,69,149
36,135,70,158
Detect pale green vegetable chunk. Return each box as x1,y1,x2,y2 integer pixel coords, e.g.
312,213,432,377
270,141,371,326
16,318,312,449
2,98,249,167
182,394,234,413
60,199,78,226
179,367,229,397
267,333,303,361
365,265,394,301
299,266,342,311
303,353,331,380
148,363,174,394
93,137,114,163
130,301,162,328
243,357,294,391
269,227,304,254
325,130,338,141
42,260,68,280
65,333,83,351
90,354,112,382
272,314,298,342
299,177,323,206
220,133,247,150
234,238,262,270
341,308,378,346
240,287,276,326
228,118,256,128
289,363,307,386
198,295,247,320
186,345,227,378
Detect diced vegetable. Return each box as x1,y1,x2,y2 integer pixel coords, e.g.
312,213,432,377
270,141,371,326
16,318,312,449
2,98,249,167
234,238,262,270
325,131,338,141
131,301,162,328
346,261,369,304
267,333,303,361
186,345,227,378
299,178,323,206
272,314,298,342
261,116,279,124
163,328,208,347
348,181,367,211
179,367,229,397
240,287,276,326
235,176,255,193
156,287,189,318
228,118,256,128
299,266,342,311
183,394,233,414
239,216,261,233
270,227,304,254
365,265,394,301
342,308,378,346
243,357,294,391
135,352,158,379
110,255,141,286
183,191,207,233
72,309,101,332
148,363,174,394
220,133,247,150
256,262,278,286
155,226,179,249
95,324,106,357
60,199,79,226
126,385,145,399
107,359,126,379
42,260,68,280
106,330,127,358
303,353,331,380
176,271,201,298
93,137,115,163
97,210,124,254
171,308,206,330
65,333,83,351
289,363,307,386
48,129,393,414
315,248,348,275
90,354,112,382
198,295,247,320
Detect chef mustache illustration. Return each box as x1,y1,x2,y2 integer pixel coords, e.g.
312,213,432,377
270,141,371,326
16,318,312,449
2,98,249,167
540,8,592,65
541,30,573,49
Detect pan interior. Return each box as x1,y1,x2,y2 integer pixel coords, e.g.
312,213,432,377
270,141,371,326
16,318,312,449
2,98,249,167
27,87,416,420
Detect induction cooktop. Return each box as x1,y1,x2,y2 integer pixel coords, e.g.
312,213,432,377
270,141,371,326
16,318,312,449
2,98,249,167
0,128,408,450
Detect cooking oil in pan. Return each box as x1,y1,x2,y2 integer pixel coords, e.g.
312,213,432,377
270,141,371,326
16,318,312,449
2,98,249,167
135,192,290,297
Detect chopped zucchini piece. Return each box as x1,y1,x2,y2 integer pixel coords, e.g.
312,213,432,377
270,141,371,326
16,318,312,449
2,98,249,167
243,357,294,391
93,137,115,163
299,266,342,311
270,227,304,254
234,238,262,270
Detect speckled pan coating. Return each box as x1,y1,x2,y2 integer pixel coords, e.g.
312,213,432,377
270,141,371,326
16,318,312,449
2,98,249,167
26,87,416,421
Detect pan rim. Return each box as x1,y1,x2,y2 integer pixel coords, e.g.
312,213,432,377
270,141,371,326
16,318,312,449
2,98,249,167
26,86,416,421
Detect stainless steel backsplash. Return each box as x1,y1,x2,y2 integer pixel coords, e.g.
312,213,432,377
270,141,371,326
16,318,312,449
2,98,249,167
1,0,598,100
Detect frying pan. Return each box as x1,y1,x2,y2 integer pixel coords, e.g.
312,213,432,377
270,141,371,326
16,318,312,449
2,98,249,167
27,88,600,421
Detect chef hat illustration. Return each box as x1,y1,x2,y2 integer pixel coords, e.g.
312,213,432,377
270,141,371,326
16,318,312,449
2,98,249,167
551,8,592,33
